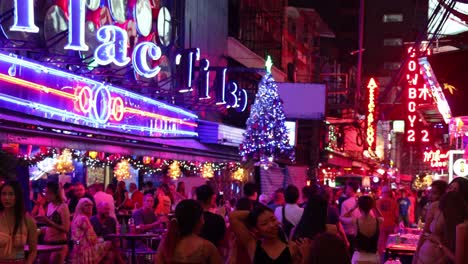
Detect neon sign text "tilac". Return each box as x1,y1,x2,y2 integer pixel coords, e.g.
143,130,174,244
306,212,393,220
423,150,448,168
10,0,248,112
405,47,431,143
366,78,378,153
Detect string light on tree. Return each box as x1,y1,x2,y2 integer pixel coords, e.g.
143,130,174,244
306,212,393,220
168,160,181,179
114,159,131,181
239,55,294,168
232,167,246,182
54,148,75,174
201,163,214,178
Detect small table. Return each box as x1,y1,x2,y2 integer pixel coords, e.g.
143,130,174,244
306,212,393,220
105,233,162,264
24,244,64,263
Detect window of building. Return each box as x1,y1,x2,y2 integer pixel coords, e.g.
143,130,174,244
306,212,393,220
383,38,403,46
384,62,401,70
383,14,403,23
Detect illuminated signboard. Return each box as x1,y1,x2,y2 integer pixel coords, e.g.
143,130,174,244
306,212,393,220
405,47,432,143
423,150,448,168
0,52,198,137
7,0,248,112
366,78,378,153
449,150,467,182
418,57,452,124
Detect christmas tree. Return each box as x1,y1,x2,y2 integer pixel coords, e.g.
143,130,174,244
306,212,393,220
239,56,294,166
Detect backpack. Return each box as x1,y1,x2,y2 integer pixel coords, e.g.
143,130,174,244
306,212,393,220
282,205,295,238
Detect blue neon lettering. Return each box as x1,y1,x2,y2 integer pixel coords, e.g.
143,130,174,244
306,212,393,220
11,0,39,33
197,59,210,99
132,42,162,78
236,88,248,112
94,26,131,66
64,0,88,51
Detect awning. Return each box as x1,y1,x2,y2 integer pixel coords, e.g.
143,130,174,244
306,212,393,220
0,112,239,162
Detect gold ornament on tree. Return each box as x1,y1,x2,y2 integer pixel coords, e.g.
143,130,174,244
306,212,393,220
412,174,433,190
232,167,246,182
168,161,181,179
54,148,75,174
202,163,214,179
114,160,132,181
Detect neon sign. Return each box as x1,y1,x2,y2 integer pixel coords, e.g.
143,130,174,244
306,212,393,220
366,78,378,153
423,150,448,168
418,57,452,124
405,47,432,143
8,0,248,112
0,52,198,137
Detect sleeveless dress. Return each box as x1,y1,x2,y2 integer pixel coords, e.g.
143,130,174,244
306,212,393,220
415,210,446,264
351,218,380,264
70,215,111,264
253,241,292,264
0,215,27,263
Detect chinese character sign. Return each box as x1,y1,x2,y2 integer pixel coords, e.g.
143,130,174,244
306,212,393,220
366,78,378,153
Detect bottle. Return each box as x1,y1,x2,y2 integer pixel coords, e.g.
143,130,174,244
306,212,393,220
120,219,127,235
128,217,136,234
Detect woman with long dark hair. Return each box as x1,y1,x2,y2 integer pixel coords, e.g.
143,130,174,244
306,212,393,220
35,182,70,263
0,180,37,263
291,195,327,241
229,205,302,263
156,199,221,263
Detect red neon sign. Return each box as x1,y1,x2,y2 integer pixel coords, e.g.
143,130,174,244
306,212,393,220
366,78,378,152
423,150,448,168
405,47,431,143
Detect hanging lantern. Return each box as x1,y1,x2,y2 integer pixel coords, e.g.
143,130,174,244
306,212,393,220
142,156,152,165
114,160,132,181
202,163,214,179
168,161,181,179
54,148,75,174
88,151,98,159
232,167,246,182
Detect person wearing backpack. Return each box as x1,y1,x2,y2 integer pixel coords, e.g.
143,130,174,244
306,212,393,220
274,185,303,238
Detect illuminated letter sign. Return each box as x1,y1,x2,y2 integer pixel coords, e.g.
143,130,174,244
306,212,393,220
9,0,248,112
366,78,378,153
423,150,448,168
404,47,432,143
0,52,198,137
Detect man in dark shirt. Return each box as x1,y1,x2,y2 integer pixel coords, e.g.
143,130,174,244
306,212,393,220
132,194,160,233
243,182,261,208
196,184,226,248
68,182,97,215
90,202,117,238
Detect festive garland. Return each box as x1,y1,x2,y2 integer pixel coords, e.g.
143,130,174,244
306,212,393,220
17,148,242,177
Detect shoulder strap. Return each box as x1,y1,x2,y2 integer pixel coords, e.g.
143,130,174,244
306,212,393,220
282,205,286,220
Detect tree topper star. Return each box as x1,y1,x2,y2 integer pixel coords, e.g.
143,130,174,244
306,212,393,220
265,55,273,74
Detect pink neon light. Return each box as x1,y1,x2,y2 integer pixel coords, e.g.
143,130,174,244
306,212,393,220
0,73,197,127
423,150,448,168
77,86,93,114
111,97,124,122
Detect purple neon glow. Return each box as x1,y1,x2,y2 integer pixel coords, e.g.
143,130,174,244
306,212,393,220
0,52,198,137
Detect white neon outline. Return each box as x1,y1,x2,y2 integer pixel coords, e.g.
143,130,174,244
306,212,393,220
198,59,211,100
132,42,162,78
226,81,239,108
0,53,197,119
94,26,131,66
175,54,181,65
215,68,227,105
157,7,171,46
65,0,89,51
10,0,39,33
134,0,153,37
92,85,112,124
236,88,248,112
86,0,100,11
179,49,199,93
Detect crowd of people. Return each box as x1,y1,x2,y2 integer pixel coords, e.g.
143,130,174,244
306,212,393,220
0,176,467,264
